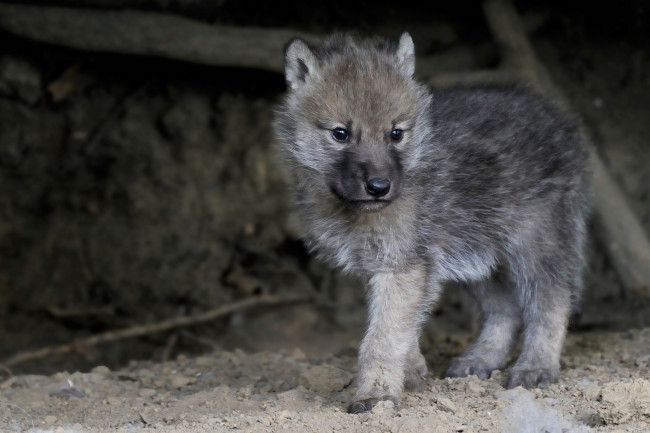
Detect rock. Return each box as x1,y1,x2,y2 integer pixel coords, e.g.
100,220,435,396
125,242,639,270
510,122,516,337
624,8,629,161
91,365,111,376
465,380,485,394
436,397,457,414
290,348,307,362
169,375,196,389
582,384,601,401
139,388,158,398
299,364,353,393
371,399,395,416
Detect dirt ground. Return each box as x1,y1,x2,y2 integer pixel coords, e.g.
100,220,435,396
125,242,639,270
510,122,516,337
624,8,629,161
1,1,649,432
2,329,649,432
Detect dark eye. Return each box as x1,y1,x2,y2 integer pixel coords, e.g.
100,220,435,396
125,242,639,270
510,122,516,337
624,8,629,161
332,127,349,142
390,129,403,142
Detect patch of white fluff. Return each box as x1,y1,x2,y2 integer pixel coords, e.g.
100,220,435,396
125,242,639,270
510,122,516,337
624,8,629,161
497,387,592,433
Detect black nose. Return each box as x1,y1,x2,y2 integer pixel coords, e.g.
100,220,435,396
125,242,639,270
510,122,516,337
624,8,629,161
365,178,391,197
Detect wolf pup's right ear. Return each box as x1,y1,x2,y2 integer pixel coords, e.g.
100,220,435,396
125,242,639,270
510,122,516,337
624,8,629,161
284,38,319,91
395,32,415,77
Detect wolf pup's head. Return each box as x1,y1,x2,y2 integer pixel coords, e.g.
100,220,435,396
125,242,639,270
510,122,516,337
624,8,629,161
275,33,432,213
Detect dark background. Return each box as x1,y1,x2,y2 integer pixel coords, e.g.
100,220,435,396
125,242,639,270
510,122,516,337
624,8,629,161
0,0,649,376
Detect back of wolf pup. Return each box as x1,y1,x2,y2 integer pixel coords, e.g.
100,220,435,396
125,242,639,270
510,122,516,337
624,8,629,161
274,33,589,414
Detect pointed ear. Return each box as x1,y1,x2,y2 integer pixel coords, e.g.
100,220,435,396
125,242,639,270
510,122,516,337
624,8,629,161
284,38,319,91
395,32,415,77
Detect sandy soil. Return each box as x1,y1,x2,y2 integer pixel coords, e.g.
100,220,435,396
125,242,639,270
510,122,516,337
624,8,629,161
1,329,649,432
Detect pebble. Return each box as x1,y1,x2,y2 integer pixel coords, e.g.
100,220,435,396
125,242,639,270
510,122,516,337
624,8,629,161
371,399,395,416
169,375,195,388
582,384,602,401
436,397,457,414
139,388,158,398
299,364,353,392
91,365,111,376
465,381,485,394
290,348,307,362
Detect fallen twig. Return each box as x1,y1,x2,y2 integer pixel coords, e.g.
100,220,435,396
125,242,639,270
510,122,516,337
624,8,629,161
0,3,313,73
161,333,179,362
1,294,309,367
479,0,650,297
24,0,218,9
179,330,221,350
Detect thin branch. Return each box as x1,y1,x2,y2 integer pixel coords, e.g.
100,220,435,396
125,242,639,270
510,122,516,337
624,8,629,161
1,295,309,367
17,0,221,9
0,3,314,73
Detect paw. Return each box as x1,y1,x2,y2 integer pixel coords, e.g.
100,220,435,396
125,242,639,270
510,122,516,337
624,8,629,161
404,357,428,391
347,396,398,414
444,357,498,380
506,367,558,389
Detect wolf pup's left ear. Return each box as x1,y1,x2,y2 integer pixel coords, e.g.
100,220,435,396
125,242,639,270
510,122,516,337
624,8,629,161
284,38,319,91
395,32,415,77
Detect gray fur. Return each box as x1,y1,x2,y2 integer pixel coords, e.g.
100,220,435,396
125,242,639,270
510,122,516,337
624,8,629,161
274,33,590,414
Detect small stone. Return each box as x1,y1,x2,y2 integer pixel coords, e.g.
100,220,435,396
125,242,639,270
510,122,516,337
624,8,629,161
583,384,601,401
44,415,57,424
169,375,195,388
299,364,353,392
371,399,395,415
465,381,485,394
139,388,157,398
238,384,253,399
195,356,213,367
436,397,457,414
291,348,307,362
116,373,138,381
91,365,111,376
139,411,154,425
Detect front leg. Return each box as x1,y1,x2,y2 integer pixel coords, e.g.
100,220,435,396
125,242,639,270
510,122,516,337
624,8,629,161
348,266,437,414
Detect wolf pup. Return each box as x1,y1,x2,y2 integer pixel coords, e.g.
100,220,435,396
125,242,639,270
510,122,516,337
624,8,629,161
274,33,589,414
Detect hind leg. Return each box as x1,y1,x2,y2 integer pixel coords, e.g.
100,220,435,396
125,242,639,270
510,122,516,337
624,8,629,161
445,277,521,379
506,193,587,388
506,276,573,389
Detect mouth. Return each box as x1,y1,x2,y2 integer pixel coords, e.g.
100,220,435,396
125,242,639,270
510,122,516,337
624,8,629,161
330,188,392,212
349,200,391,212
